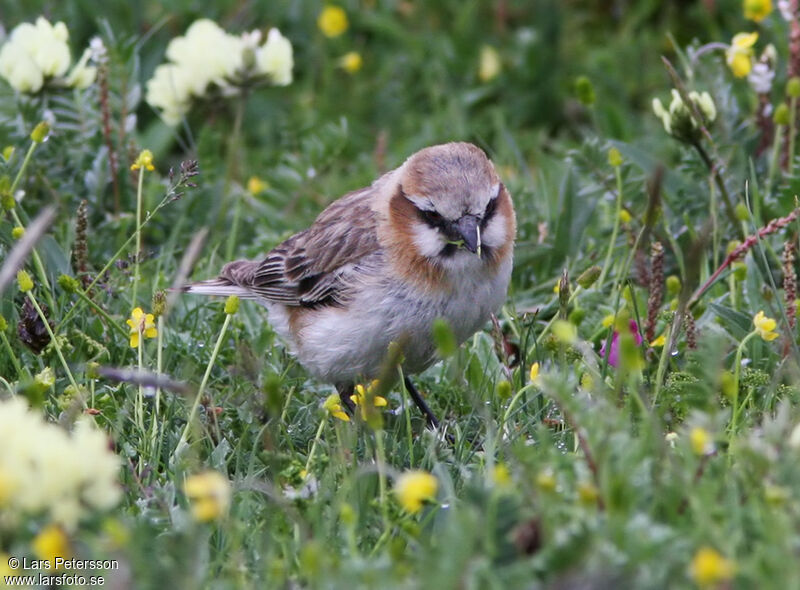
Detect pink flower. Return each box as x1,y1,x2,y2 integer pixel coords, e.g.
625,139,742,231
600,320,643,367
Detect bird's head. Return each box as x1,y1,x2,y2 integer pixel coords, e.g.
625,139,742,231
389,142,515,274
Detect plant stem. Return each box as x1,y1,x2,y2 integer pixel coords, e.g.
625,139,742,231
72,287,128,337
56,193,173,332
223,95,246,258
8,140,37,196
303,417,327,476
768,125,785,195
730,330,757,439
399,368,415,468
132,167,145,308
149,316,164,471
8,140,55,310
651,324,672,408
374,428,389,529
26,291,83,407
535,286,583,345
598,166,623,287
790,96,798,177
1,331,27,379
691,140,741,233
136,326,145,434
175,313,232,456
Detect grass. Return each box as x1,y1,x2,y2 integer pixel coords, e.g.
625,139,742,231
3,1,800,588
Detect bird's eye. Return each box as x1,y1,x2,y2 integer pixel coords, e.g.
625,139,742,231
421,209,445,227
481,197,498,226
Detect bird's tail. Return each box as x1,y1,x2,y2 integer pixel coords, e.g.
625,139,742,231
181,278,257,299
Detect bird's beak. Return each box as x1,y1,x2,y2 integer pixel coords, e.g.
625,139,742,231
456,215,481,254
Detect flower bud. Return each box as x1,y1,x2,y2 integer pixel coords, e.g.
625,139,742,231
774,102,791,125
577,265,601,289
30,121,51,143
224,295,240,315
152,290,167,318
788,76,800,98
17,270,34,292
568,307,585,325
11,226,24,239
734,203,750,221
57,274,80,293
496,380,512,400
666,275,681,297
732,261,747,281
607,147,623,168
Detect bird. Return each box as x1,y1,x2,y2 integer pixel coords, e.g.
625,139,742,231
184,142,516,428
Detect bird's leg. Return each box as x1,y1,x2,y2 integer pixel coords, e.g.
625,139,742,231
337,383,356,415
403,376,440,429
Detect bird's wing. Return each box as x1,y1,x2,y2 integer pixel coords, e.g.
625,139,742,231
186,187,382,307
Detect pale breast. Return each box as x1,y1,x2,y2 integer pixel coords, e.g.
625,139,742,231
275,253,512,384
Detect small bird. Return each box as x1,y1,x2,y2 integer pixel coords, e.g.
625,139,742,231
185,142,516,428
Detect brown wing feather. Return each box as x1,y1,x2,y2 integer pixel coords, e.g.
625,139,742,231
213,187,382,307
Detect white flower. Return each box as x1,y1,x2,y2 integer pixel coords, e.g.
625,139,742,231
257,28,293,86
66,48,96,89
146,19,294,123
0,17,95,93
652,89,716,140
89,36,107,62
0,397,121,531
0,42,44,92
165,19,243,93
145,64,194,125
779,0,794,20
749,62,775,94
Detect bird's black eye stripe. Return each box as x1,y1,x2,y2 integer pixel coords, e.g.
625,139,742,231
420,209,446,228
481,195,498,227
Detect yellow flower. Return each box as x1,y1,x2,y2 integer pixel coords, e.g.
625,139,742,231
601,313,616,328
478,45,501,82
126,307,158,348
0,552,13,578
726,32,758,78
744,0,772,22
577,481,599,505
394,470,438,513
318,6,349,38
529,362,540,383
536,469,556,492
690,427,713,456
689,546,735,587
552,320,577,344
130,149,155,171
753,310,779,341
608,147,623,167
323,393,350,422
491,463,512,487
619,209,632,224
339,51,363,74
11,226,24,239
650,334,667,347
32,524,70,567
17,269,33,292
350,380,388,420
184,471,231,522
580,372,594,390
247,176,268,195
